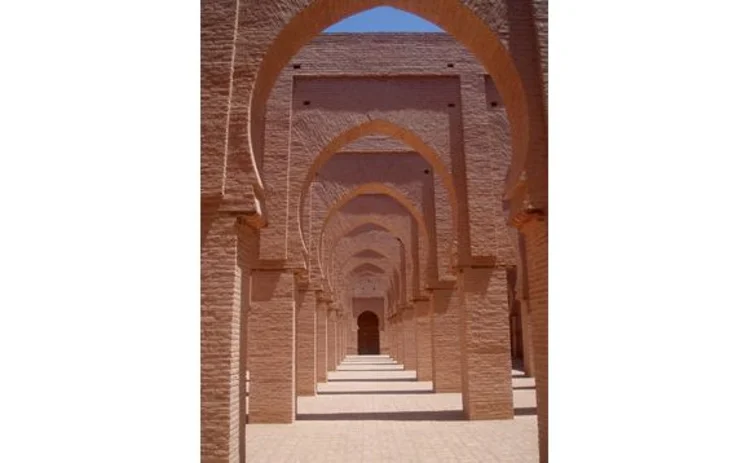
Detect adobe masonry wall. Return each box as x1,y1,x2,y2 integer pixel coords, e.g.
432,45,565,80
202,10,548,461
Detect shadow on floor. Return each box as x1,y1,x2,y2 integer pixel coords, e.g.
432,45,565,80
512,385,536,391
296,410,465,421
296,407,537,421
317,390,433,395
513,407,537,416
336,368,405,372
327,378,416,382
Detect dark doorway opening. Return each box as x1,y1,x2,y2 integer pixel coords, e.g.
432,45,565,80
357,311,380,354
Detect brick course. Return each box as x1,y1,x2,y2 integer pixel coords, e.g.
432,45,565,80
202,4,548,460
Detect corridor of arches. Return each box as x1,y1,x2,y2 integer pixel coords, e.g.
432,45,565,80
201,2,547,462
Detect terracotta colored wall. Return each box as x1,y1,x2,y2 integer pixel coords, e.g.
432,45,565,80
202,4,548,460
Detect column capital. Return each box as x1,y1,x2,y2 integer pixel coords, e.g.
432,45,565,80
212,193,266,228
505,178,546,231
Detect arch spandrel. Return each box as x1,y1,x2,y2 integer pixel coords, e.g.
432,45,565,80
295,120,458,260
231,0,533,208
302,150,451,268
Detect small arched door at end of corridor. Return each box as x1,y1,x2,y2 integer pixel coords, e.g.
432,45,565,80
357,311,380,355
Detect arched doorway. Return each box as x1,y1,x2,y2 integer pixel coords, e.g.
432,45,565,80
357,311,380,354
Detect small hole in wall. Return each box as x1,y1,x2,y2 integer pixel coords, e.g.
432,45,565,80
423,169,430,175
293,64,301,69
490,101,498,107
303,101,310,106
447,103,455,108
447,63,454,68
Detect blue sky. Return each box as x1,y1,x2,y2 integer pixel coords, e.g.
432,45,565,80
324,7,444,33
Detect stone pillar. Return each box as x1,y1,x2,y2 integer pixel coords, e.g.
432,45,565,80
414,298,433,381
347,313,357,355
340,313,346,363
401,306,417,371
459,266,513,420
430,286,462,392
201,215,243,462
394,313,403,363
327,308,336,373
315,297,328,384
524,219,548,461
295,285,316,396
336,312,342,364
247,270,295,423
380,315,388,355
388,314,396,358
520,300,535,376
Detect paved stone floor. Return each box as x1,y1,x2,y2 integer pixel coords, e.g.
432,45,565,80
246,355,539,462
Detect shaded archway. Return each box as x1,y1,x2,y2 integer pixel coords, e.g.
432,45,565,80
357,311,380,355
317,183,430,278
237,1,534,201
297,120,459,256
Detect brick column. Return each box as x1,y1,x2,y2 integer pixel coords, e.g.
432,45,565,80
394,313,403,363
201,215,243,463
414,298,433,381
520,300,535,376
338,313,343,365
248,270,295,423
327,308,336,373
347,314,357,355
430,286,462,392
524,219,548,461
459,266,513,420
388,315,396,358
380,316,388,355
295,286,316,396
515,235,535,377
337,314,347,364
401,306,417,371
315,297,328,384
344,316,351,359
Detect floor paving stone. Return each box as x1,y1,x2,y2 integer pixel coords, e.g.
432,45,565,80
246,355,538,462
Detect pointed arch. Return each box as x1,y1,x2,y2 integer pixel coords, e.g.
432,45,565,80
317,182,429,278
299,119,457,256
239,0,532,205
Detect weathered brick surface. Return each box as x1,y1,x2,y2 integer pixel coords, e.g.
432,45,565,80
393,314,403,364
201,215,242,463
401,306,418,371
430,287,462,392
315,297,328,383
295,287,316,396
202,5,548,459
520,300,536,376
414,298,434,381
523,219,548,462
327,309,337,372
248,270,296,423
459,266,514,419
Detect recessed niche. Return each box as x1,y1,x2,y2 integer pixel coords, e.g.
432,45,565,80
447,63,454,68
447,103,455,108
293,64,301,69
